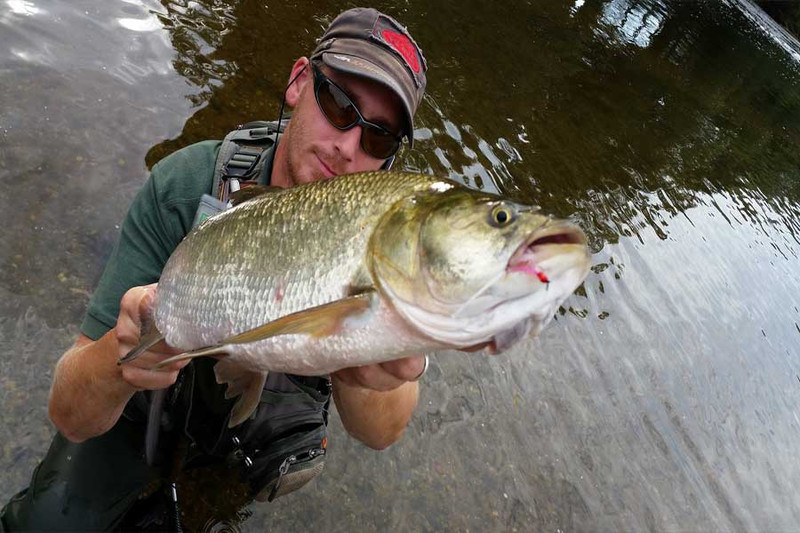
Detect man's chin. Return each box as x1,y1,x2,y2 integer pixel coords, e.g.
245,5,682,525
289,164,324,186
299,171,327,185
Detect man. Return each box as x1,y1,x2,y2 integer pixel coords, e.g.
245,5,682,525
1,7,428,530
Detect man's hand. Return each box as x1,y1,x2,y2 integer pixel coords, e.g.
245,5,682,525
115,284,187,391
49,284,187,443
332,354,427,391
331,355,426,450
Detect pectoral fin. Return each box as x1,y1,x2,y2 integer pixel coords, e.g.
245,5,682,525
214,359,268,427
150,291,376,370
492,319,533,354
223,291,376,344
118,323,165,365
150,345,229,370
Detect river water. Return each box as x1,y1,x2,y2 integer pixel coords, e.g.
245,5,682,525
2,0,800,531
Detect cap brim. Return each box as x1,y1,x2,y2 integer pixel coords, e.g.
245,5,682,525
318,42,416,148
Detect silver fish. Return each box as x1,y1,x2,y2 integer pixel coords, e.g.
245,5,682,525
122,171,591,429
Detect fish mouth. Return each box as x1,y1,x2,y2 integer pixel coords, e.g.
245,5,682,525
507,222,586,281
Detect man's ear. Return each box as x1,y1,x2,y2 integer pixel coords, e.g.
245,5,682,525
285,57,311,107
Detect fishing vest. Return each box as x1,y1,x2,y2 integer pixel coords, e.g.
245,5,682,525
193,120,286,225
174,120,394,501
159,121,331,503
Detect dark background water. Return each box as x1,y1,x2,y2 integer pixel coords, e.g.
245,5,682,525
2,0,800,531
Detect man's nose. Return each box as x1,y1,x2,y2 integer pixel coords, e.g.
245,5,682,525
334,125,362,160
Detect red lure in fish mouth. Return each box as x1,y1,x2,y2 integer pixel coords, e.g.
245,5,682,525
506,227,586,284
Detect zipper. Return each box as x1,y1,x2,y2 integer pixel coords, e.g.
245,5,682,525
267,446,326,502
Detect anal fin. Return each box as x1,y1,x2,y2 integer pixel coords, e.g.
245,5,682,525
214,359,267,428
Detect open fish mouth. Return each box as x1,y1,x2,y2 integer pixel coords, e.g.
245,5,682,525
507,223,586,282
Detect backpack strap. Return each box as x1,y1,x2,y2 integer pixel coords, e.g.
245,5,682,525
212,120,285,203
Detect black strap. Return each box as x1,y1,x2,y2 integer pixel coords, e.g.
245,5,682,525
212,121,285,203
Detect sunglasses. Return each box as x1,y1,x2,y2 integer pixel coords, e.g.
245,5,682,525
311,61,403,160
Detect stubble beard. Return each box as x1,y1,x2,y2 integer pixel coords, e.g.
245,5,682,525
282,97,323,187
281,122,302,188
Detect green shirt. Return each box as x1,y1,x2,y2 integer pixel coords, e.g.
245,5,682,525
82,137,281,340
81,141,223,339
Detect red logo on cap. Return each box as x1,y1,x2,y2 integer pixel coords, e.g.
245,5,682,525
381,29,420,73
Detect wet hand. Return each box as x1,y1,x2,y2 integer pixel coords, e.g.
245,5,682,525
115,284,187,391
332,354,427,392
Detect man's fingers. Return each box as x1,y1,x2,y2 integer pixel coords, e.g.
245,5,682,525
137,286,157,327
357,365,404,391
342,364,406,392
462,341,492,353
121,365,180,391
152,358,190,373
112,284,187,392
120,285,155,328
116,284,183,361
334,354,429,392
125,350,189,370
117,328,181,358
120,354,188,390
379,355,426,382
147,339,183,357
116,285,158,347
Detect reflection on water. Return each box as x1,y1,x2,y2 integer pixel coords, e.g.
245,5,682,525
734,0,800,63
598,0,667,48
6,0,41,16
2,0,800,530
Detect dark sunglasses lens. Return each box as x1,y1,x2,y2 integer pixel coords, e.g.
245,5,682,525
315,69,401,159
318,81,358,128
362,125,399,159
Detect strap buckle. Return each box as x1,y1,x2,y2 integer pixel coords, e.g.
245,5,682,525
223,145,264,179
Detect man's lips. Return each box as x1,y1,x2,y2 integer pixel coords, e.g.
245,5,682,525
316,154,337,178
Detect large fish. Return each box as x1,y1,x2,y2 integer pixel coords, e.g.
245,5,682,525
122,171,591,429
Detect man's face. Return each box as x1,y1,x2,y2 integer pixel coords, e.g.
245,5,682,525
280,59,405,186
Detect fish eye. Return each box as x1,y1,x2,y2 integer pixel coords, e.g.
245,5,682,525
489,204,516,227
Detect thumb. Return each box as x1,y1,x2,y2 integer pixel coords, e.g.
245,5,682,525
136,283,160,338
137,285,157,324
118,284,158,337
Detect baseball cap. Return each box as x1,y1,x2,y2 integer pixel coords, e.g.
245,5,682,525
310,8,427,148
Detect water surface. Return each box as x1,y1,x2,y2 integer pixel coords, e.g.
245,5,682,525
2,0,800,530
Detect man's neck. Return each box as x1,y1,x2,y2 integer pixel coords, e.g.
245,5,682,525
269,140,293,189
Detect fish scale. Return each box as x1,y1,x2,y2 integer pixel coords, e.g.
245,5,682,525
156,171,446,359
139,169,589,393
